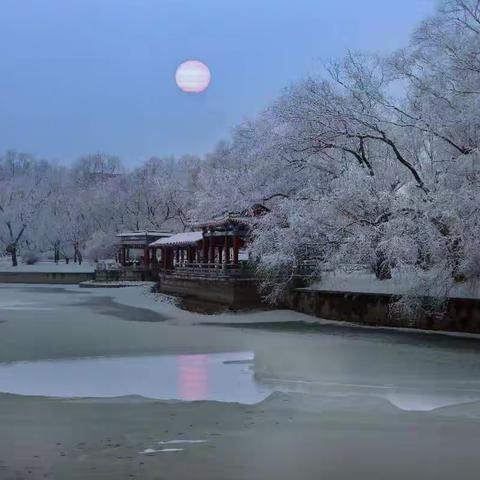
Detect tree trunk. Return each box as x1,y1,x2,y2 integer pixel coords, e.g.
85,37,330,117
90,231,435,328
11,247,18,267
449,237,465,282
373,252,392,280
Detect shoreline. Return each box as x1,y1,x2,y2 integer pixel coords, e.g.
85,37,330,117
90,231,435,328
3,281,480,341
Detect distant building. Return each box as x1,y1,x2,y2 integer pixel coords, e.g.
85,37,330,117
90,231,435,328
116,230,171,269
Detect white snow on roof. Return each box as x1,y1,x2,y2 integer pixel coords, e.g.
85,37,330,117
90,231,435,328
150,231,203,247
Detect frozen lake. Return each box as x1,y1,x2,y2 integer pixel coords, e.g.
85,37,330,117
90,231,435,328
1,284,480,412
2,285,480,479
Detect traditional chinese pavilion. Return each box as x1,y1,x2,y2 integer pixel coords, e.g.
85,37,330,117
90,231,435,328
149,212,262,307
116,231,171,268
149,213,252,273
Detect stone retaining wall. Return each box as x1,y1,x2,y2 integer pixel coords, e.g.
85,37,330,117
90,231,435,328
158,274,261,308
285,288,480,333
0,271,95,284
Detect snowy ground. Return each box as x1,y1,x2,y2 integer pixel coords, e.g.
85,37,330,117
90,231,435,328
309,270,480,299
0,257,95,273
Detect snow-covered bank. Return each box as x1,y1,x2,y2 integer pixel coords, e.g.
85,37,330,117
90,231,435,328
0,258,94,273
309,271,480,300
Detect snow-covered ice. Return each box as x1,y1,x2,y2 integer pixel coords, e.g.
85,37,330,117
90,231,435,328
139,448,184,454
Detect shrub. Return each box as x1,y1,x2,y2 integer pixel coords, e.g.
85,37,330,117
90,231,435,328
22,250,40,265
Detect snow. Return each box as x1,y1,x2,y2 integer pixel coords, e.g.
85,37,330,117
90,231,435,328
80,280,155,288
150,231,203,247
192,213,254,228
307,271,480,300
0,258,95,273
139,448,184,454
158,440,207,445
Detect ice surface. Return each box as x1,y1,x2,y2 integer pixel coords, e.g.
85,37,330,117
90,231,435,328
0,352,271,404
1,284,480,414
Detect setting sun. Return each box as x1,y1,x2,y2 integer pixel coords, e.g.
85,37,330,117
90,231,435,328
175,60,211,93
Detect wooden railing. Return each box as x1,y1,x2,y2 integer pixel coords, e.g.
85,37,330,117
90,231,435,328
96,261,150,272
159,261,253,278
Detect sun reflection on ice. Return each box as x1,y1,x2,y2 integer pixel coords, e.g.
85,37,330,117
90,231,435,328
177,354,209,401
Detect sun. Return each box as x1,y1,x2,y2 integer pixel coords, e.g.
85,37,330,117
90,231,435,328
175,60,211,94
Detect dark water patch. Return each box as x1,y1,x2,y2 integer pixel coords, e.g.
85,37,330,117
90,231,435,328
176,296,272,315
86,296,168,323
19,286,90,295
204,320,480,352
223,359,254,365
7,284,167,322
177,296,230,315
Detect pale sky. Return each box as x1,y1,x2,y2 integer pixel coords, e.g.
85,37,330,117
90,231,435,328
0,0,436,165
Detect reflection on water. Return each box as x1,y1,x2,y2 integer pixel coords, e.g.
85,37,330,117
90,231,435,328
0,351,269,404
178,354,209,401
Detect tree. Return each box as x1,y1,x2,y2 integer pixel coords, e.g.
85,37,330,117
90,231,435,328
0,151,51,266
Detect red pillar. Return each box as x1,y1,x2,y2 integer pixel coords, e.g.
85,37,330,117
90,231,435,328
233,236,239,265
224,236,230,264
144,245,149,266
209,237,215,264
218,245,223,264
202,235,208,264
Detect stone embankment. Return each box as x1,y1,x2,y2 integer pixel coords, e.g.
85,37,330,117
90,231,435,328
285,288,480,334
0,271,94,284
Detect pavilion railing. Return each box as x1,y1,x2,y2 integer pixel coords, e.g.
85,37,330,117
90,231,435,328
96,261,151,272
159,261,254,278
